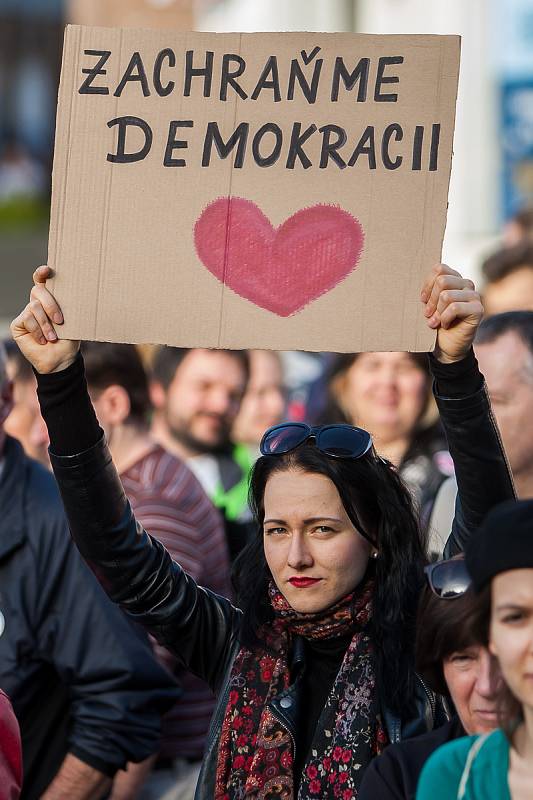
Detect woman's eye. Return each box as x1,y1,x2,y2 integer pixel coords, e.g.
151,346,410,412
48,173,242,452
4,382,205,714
502,612,525,624
451,654,474,664
315,526,333,534
266,527,286,535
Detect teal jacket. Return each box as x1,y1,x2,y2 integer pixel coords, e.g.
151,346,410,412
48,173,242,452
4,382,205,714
416,729,511,800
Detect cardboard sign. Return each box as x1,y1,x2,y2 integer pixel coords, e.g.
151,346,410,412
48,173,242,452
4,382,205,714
49,27,460,352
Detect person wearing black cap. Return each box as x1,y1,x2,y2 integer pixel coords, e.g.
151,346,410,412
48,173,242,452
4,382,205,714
417,499,533,800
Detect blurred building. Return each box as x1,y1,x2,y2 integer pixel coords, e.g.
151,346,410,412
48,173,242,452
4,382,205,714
493,0,533,221
0,0,64,336
67,0,192,29
198,0,354,32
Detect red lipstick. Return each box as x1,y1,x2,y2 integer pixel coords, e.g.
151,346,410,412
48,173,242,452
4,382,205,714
288,577,321,588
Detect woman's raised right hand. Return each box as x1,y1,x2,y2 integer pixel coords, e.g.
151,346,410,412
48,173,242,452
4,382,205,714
10,266,80,374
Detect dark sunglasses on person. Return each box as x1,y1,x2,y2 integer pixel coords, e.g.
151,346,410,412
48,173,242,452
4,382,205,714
424,557,472,600
260,423,374,459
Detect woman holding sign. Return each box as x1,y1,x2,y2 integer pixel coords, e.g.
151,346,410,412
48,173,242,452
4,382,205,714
11,264,514,799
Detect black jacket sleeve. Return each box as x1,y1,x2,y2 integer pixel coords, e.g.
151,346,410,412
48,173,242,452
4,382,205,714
37,355,241,693
428,350,516,557
29,466,181,775
48,440,241,692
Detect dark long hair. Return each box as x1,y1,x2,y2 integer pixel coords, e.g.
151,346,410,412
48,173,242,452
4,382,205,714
232,443,427,717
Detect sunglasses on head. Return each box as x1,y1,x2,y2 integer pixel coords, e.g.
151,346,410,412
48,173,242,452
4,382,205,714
260,422,378,547
260,423,374,459
424,557,472,600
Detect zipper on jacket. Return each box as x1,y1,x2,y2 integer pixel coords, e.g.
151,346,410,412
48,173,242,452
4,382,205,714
205,635,240,752
207,682,230,749
268,703,298,763
416,673,437,721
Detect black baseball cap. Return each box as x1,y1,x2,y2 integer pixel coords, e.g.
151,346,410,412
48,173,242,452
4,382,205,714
466,499,533,591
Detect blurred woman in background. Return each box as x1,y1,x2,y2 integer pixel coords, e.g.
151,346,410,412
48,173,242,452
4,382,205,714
232,350,286,458
320,351,453,527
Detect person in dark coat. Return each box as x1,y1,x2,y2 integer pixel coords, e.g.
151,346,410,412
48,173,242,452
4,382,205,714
0,344,180,799
359,557,501,800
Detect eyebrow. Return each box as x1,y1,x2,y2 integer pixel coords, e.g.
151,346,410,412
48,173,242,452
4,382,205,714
263,517,343,525
496,603,531,612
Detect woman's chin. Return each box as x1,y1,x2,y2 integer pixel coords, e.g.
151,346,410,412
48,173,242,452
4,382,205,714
290,599,331,614
371,416,403,435
283,586,340,615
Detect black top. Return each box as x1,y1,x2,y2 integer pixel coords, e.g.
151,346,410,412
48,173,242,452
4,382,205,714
297,634,353,777
358,716,465,800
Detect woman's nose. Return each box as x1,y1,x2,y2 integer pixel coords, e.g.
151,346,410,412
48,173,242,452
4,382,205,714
286,532,313,570
476,651,501,698
206,388,231,415
368,367,397,392
381,367,398,387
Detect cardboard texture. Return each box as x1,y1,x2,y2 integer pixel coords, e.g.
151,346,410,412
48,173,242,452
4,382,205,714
67,0,193,30
49,27,460,352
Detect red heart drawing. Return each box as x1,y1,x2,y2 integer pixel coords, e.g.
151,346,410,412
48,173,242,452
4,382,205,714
194,197,364,317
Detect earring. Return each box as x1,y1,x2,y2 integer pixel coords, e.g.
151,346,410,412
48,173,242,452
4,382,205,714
370,550,379,560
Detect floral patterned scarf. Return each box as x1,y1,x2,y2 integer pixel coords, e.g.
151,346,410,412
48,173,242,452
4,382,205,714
215,579,387,799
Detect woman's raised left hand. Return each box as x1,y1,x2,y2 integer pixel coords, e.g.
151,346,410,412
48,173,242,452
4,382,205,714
421,264,484,364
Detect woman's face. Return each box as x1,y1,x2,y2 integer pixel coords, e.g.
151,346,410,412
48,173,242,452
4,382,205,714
443,645,501,735
262,469,372,614
232,351,285,447
338,353,427,444
490,568,533,713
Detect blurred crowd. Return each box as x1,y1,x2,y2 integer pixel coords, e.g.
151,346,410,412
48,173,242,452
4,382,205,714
1,205,533,799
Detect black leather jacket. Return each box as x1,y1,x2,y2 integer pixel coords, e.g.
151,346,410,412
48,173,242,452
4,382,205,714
44,360,514,800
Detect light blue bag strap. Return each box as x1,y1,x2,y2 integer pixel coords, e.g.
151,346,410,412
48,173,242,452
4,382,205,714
457,733,492,799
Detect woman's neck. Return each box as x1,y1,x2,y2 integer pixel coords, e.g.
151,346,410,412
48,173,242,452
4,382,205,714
374,435,410,467
515,706,533,760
